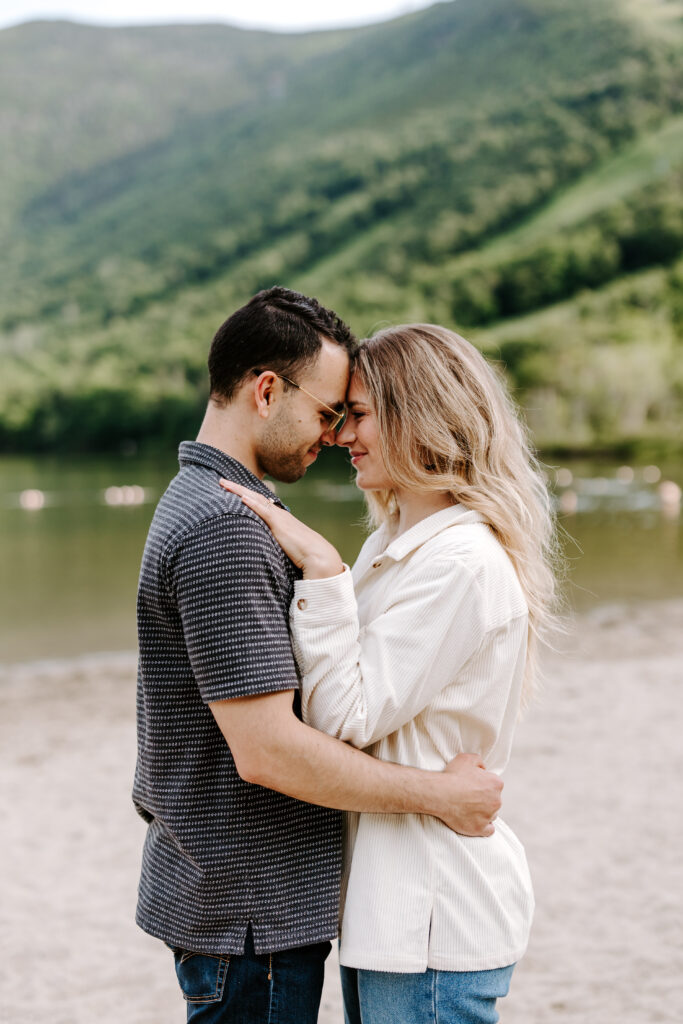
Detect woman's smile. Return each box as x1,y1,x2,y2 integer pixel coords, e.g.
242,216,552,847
336,375,394,491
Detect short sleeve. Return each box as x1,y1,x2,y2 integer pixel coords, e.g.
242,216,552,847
167,513,300,704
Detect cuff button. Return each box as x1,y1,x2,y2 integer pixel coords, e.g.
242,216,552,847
297,598,308,611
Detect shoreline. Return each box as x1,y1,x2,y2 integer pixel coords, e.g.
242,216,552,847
0,649,138,678
1,594,681,676
2,598,682,1021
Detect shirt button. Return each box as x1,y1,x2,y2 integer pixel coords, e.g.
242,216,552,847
297,598,307,611
372,560,382,569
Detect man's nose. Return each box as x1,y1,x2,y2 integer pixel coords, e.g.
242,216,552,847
320,426,338,447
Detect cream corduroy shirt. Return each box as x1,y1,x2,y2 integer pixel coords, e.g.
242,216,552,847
289,504,534,973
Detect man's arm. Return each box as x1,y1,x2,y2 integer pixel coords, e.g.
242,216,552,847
210,689,502,837
171,510,501,836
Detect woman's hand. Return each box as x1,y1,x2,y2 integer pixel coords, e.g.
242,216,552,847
219,479,344,580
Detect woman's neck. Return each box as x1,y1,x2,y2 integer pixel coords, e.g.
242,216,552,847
393,488,455,538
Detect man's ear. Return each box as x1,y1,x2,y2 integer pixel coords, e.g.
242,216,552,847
253,371,278,420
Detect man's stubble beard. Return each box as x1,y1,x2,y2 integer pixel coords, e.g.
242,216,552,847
256,410,314,484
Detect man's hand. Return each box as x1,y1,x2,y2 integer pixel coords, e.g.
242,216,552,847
433,753,503,837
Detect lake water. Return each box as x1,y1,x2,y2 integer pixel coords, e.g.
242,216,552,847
1,448,681,664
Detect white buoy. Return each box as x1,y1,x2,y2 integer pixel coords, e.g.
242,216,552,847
105,484,146,506
658,480,681,518
19,489,45,510
104,486,123,506
558,490,578,515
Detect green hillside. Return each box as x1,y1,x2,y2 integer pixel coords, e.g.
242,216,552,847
1,0,682,452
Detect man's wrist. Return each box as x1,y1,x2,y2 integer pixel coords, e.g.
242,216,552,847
418,768,459,820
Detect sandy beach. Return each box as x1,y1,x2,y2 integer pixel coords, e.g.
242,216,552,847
1,599,682,1023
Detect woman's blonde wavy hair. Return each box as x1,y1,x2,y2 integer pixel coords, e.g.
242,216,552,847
354,323,561,700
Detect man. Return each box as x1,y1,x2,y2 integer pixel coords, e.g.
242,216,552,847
133,287,502,1023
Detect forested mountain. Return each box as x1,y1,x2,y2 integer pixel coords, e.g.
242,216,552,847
1,0,682,452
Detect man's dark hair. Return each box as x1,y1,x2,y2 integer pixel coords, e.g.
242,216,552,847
208,286,357,402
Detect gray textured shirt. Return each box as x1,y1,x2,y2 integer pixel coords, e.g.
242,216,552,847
133,441,342,954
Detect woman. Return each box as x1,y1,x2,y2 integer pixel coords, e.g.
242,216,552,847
221,324,559,1024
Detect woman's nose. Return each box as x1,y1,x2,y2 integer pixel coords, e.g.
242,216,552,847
335,419,354,447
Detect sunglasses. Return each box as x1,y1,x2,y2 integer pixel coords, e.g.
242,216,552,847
253,369,347,432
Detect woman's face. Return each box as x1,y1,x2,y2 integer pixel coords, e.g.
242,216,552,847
336,374,395,491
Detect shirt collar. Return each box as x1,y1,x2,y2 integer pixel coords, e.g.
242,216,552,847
178,441,287,508
379,503,489,563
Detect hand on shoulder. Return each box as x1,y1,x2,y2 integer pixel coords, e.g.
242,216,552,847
219,479,344,579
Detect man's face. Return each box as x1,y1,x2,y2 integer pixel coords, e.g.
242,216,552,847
256,339,350,483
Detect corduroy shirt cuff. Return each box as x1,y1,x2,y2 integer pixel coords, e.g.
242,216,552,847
291,565,355,624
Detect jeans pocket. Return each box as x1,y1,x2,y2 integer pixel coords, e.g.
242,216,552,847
173,948,230,1004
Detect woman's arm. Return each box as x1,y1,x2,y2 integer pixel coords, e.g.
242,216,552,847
217,479,487,748
290,558,486,747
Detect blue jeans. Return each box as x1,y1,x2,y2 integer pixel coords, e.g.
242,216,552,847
340,963,515,1024
169,927,331,1023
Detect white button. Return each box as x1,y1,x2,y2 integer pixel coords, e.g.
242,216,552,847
372,561,382,569
297,598,307,611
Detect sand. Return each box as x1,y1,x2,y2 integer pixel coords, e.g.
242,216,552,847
1,600,682,1023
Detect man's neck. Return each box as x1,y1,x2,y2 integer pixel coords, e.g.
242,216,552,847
195,401,264,479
